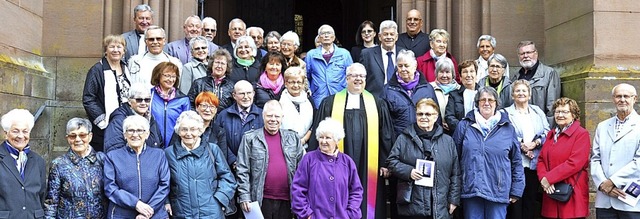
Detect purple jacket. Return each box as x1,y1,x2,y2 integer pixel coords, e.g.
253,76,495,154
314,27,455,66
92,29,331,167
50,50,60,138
291,150,363,219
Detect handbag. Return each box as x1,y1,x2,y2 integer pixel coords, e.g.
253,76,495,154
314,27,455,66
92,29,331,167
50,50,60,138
545,149,581,202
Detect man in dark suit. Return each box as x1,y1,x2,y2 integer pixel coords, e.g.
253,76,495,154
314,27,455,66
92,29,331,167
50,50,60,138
360,20,401,97
221,18,246,55
396,9,430,57
122,4,153,62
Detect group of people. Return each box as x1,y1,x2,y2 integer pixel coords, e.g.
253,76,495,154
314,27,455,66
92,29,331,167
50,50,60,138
1,4,639,219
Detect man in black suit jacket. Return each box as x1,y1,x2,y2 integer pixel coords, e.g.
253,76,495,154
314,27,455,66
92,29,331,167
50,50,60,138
396,9,430,57
221,18,246,55
122,4,154,62
360,20,402,97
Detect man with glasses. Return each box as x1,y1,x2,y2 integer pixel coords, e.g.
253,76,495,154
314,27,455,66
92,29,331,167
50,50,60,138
510,41,560,123
104,83,163,152
166,16,220,65
359,20,403,97
247,26,267,59
304,24,353,108
591,83,640,218
122,4,153,62
396,9,431,57
127,25,182,89
202,17,218,43
221,18,247,54
310,63,394,219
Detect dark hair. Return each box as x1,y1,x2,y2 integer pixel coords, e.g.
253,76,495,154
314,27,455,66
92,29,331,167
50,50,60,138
207,49,233,76
355,20,378,46
259,51,288,74
150,62,180,88
458,60,477,74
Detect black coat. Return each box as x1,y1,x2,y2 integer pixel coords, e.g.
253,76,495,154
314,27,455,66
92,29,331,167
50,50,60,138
254,82,283,108
0,141,47,219
103,103,164,153
229,60,261,85
359,45,404,98
444,84,479,133
188,76,235,111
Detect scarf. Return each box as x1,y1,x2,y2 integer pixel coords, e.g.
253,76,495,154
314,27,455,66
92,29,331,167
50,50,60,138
5,142,30,179
397,71,420,95
430,49,447,62
474,109,501,137
236,58,254,67
437,82,458,95
279,89,313,143
259,72,285,94
154,85,176,102
331,90,379,218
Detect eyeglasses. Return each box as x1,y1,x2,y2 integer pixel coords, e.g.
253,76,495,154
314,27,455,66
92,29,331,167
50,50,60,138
203,28,216,33
199,104,216,110
286,80,304,85
193,46,207,51
235,91,253,97
162,74,177,79
362,29,374,34
518,50,537,57
212,61,227,66
347,74,366,78
319,31,334,36
133,98,151,103
146,37,164,42
407,17,422,22
489,65,504,69
264,114,282,119
179,127,200,134
67,133,90,139
554,110,571,115
416,112,437,117
478,98,497,104
9,129,30,136
125,129,146,135
614,94,636,99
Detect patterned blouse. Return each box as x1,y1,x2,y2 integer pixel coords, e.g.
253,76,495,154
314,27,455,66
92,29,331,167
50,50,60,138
44,148,106,219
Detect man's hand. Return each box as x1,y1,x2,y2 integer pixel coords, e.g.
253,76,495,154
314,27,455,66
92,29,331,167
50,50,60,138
241,201,252,212
165,203,172,216
410,168,423,181
379,167,390,178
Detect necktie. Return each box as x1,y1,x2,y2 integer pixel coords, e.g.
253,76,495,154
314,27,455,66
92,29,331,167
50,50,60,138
241,111,249,125
17,151,27,179
386,51,395,84
137,34,146,55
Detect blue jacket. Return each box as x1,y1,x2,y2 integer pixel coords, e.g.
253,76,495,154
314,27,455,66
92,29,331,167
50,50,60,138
383,73,438,139
104,103,163,153
165,140,237,218
452,110,525,203
150,88,191,148
304,44,353,108
214,104,264,156
503,104,550,170
104,146,169,219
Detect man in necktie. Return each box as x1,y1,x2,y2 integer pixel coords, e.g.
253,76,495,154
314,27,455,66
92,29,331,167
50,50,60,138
122,4,153,62
359,20,402,97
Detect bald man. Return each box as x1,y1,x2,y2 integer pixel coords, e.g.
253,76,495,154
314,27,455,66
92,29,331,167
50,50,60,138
396,9,431,57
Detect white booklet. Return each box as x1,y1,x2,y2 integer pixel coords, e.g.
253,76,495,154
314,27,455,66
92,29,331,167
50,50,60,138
618,181,640,207
242,201,264,219
415,159,435,187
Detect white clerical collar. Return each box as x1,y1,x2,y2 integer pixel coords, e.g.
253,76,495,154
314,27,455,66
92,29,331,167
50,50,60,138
345,91,361,109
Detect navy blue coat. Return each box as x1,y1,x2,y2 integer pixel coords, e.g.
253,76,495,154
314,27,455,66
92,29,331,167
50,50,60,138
383,73,438,140
0,141,47,219
213,104,264,156
103,103,163,153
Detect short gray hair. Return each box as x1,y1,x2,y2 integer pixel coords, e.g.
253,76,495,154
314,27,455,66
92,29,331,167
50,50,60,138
378,20,398,34
435,57,455,80
476,35,496,48
173,111,204,132
1,109,34,132
183,15,201,26
133,4,153,17
317,25,335,35
487,53,508,69
346,63,367,76
246,27,264,36
189,36,208,51
66,117,92,134
429,29,450,41
396,49,417,66
228,18,246,30
202,17,216,26
122,115,149,134
611,83,638,96
233,35,257,58
144,25,166,38
280,31,300,47
315,118,345,142
474,86,501,110
128,83,151,99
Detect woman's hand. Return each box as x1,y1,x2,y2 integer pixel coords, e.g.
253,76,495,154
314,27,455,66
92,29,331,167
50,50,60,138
540,177,555,194
410,169,423,181
241,201,251,212
135,201,154,218
379,167,390,178
448,204,457,214
165,203,172,216
135,214,149,219
509,196,519,203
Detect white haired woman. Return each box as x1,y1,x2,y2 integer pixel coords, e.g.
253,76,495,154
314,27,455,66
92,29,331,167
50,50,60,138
104,115,170,219
229,35,261,84
291,118,363,219
45,118,107,218
0,109,47,219
430,57,460,134
280,31,306,70
165,111,237,218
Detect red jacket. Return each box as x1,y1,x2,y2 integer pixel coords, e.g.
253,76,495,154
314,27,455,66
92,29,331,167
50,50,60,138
416,50,460,84
537,121,591,218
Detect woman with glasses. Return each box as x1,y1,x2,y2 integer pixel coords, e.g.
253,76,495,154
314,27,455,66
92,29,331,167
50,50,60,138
280,31,306,71
477,53,513,109
165,111,237,218
279,67,313,149
229,36,261,85
445,60,479,133
452,87,525,219
45,118,107,218
416,29,459,83
104,115,170,219
265,31,282,53
188,49,235,111
254,51,289,108
350,20,378,62
104,83,163,152
179,36,210,94
83,34,131,151
150,62,191,148
387,98,461,218
537,97,590,219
